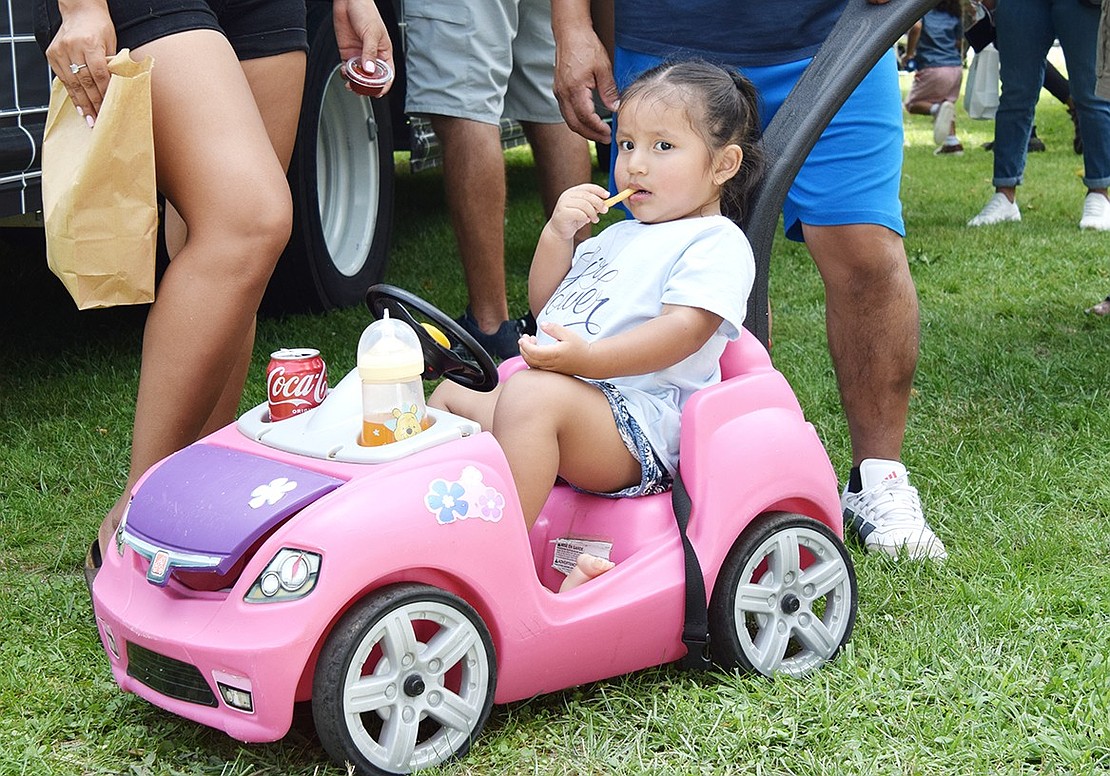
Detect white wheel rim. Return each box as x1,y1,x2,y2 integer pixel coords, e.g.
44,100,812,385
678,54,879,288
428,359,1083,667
316,65,381,278
341,600,492,772
732,524,854,677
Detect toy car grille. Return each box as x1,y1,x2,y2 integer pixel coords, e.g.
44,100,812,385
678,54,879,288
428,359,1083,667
126,643,218,708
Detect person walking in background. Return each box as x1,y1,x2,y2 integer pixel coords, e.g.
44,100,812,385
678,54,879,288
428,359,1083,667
902,0,966,155
968,0,1110,229
401,0,593,359
967,0,1081,154
34,0,392,586
552,0,948,560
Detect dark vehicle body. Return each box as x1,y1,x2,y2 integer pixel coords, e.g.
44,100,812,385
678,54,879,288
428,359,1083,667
1,0,524,311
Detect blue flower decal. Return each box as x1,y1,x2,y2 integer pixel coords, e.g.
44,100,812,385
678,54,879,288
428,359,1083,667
425,479,469,524
425,467,505,525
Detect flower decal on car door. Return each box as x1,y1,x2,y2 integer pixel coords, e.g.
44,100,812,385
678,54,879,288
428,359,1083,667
424,466,504,524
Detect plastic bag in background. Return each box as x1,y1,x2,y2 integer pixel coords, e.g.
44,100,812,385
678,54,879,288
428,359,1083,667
42,50,157,309
964,44,1000,121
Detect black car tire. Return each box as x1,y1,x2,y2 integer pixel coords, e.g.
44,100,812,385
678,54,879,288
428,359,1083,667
266,1,396,313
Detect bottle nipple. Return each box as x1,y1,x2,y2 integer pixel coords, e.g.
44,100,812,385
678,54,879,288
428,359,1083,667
357,310,425,383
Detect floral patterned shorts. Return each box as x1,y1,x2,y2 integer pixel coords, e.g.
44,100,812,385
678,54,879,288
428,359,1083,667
575,381,672,499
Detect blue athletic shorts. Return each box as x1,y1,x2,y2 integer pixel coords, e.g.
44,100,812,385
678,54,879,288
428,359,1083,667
613,46,906,242
34,0,308,61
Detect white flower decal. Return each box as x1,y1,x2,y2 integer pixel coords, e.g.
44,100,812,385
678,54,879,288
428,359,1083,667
249,477,298,509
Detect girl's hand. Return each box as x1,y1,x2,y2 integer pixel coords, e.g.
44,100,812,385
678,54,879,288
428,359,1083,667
45,0,116,124
545,183,615,241
518,321,592,375
334,0,395,95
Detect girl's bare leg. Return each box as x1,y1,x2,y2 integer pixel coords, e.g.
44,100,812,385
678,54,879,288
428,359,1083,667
428,380,502,430
432,372,636,591
95,32,306,557
491,370,641,528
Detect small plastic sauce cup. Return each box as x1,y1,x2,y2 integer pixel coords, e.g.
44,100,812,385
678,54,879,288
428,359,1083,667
342,57,393,98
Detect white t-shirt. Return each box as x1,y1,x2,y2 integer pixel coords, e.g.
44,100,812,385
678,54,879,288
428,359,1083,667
535,215,755,475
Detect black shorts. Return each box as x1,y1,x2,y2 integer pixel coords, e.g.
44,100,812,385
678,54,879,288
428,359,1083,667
34,0,309,61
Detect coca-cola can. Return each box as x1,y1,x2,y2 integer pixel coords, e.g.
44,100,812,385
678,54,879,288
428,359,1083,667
267,348,328,421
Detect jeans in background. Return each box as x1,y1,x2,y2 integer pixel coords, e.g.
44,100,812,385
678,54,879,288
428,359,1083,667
994,0,1110,189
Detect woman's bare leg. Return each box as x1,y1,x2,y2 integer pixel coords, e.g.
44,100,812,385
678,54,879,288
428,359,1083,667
162,208,258,441
198,53,305,437
96,32,306,556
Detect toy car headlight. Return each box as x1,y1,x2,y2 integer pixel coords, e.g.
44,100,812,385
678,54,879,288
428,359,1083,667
245,549,321,603
114,499,132,556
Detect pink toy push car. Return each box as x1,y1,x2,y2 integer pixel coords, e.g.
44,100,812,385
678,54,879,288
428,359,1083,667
91,285,857,775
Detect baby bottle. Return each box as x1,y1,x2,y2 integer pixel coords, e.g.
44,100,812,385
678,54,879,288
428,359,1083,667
357,311,428,446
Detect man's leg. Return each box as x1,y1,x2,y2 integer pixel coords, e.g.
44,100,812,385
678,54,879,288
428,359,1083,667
521,120,593,221
802,223,917,465
429,115,509,334
804,223,945,560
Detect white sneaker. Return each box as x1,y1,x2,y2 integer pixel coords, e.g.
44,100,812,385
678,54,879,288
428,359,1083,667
933,101,955,147
1079,192,1110,231
842,459,948,561
968,192,1021,226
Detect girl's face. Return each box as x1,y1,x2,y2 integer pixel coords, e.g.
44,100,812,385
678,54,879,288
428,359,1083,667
613,91,740,224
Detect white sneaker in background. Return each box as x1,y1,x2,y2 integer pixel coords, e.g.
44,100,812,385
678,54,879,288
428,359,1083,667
933,101,955,147
1079,192,1110,231
842,459,948,561
968,192,1021,226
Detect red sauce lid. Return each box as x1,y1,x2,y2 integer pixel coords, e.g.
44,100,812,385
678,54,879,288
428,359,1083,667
342,57,394,98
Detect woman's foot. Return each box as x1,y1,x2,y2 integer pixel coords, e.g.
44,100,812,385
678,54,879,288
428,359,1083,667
85,493,129,597
559,553,615,592
84,539,102,602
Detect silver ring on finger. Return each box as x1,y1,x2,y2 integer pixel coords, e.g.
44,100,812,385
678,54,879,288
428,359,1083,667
69,63,88,74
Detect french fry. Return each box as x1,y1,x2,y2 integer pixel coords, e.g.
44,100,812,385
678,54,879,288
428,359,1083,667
603,188,635,207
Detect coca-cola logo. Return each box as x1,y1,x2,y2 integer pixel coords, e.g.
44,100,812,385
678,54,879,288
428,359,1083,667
268,365,328,410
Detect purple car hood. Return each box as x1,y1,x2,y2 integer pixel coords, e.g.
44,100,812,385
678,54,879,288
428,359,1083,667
124,444,344,585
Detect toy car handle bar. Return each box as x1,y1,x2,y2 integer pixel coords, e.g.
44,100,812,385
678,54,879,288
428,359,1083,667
740,0,937,346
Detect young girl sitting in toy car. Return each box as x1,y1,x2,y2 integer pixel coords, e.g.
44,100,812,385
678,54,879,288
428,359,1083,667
430,59,764,590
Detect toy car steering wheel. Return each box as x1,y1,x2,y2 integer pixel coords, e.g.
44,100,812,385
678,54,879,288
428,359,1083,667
365,284,499,392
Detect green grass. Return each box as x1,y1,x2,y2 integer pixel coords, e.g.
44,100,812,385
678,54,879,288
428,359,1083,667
3,87,1110,775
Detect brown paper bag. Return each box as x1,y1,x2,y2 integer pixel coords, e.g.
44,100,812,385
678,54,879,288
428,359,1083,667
42,50,157,309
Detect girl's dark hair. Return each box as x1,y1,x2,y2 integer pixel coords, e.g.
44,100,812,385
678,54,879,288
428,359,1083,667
619,59,765,222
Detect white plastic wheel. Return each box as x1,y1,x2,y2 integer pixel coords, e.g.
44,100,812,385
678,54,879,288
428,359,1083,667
709,512,857,677
313,584,496,774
